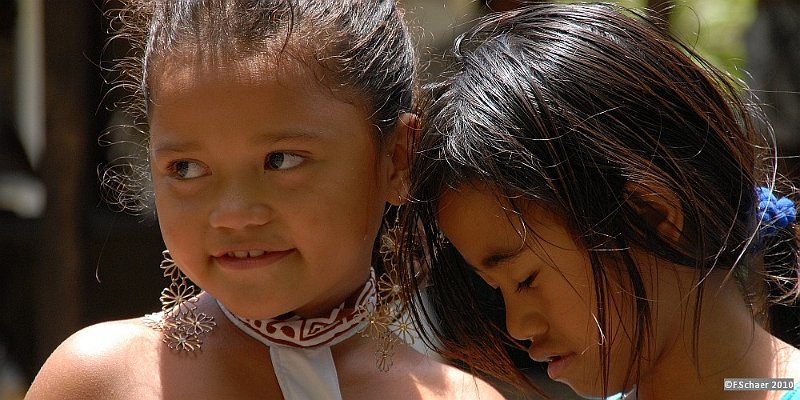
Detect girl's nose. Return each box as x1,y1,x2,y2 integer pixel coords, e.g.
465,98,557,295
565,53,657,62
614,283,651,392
208,181,272,230
503,294,548,342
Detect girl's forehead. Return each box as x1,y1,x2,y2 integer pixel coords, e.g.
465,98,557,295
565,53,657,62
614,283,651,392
145,53,381,152
438,182,569,238
148,52,362,108
151,54,305,95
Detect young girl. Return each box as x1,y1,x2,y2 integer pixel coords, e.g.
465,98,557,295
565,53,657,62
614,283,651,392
398,3,800,399
25,1,503,399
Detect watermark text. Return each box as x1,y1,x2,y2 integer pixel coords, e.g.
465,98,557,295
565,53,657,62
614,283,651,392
724,378,794,391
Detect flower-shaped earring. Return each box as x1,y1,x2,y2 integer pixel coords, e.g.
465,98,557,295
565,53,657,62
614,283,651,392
144,250,216,352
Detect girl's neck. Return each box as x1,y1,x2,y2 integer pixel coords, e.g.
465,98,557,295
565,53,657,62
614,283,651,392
292,268,373,319
637,268,797,399
219,267,376,350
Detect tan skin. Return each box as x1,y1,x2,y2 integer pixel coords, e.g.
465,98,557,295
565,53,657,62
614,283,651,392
437,182,800,400
25,58,504,399
26,295,496,399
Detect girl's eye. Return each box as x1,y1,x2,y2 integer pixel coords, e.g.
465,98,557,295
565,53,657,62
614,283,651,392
169,160,208,179
515,275,535,293
265,152,305,171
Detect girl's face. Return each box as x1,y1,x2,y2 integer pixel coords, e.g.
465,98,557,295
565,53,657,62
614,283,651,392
437,183,642,397
148,59,406,319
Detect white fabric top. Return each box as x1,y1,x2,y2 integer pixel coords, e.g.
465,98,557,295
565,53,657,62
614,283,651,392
220,303,367,399
216,269,375,400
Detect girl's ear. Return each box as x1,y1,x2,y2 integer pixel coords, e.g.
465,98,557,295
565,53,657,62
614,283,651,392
385,113,417,206
624,182,685,244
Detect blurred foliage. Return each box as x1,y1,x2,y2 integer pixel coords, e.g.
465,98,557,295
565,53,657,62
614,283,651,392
407,0,757,79
551,0,757,78
670,0,756,78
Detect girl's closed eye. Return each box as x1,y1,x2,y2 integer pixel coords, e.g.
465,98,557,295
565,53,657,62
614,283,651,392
515,273,536,293
168,160,209,180
265,152,305,171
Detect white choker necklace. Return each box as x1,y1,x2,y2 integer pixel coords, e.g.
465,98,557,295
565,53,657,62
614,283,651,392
218,268,376,349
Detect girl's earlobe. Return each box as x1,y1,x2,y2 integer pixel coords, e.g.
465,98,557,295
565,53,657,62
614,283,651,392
624,182,685,244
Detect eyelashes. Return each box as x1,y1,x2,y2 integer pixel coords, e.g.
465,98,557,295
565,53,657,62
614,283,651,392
515,274,535,293
165,151,306,180
167,160,209,180
264,152,305,170
474,267,537,293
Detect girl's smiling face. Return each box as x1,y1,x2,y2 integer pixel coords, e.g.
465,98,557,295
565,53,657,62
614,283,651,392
436,183,645,397
148,59,406,319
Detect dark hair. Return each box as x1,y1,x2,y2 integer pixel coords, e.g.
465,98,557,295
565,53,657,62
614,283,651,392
398,2,799,395
102,0,416,211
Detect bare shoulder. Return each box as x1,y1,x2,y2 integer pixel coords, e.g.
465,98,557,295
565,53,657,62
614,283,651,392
335,336,507,399
393,345,506,399
424,361,507,400
25,317,161,400
779,340,800,377
761,337,800,400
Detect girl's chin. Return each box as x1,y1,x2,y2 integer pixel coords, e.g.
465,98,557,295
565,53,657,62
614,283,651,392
558,379,631,400
569,388,617,400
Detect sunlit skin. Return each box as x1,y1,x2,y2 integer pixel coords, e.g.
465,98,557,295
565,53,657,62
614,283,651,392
24,59,506,399
148,58,399,319
436,183,638,397
437,182,800,399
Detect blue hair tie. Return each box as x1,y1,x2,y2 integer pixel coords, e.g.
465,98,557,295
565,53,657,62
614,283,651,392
756,186,796,237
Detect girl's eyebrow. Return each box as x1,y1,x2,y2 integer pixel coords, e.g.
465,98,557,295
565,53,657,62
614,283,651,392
151,131,326,154
477,246,526,270
151,140,201,154
254,130,328,145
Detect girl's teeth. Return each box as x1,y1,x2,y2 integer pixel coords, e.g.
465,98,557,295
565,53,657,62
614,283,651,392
248,250,265,257
227,250,266,258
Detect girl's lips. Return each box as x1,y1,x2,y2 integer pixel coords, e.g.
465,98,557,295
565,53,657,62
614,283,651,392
546,353,575,380
213,249,295,270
